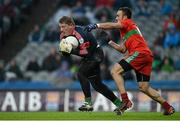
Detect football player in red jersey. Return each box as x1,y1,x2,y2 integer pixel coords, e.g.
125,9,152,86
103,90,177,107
85,7,175,115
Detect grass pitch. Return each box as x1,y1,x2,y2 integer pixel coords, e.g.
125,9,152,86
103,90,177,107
0,112,179,120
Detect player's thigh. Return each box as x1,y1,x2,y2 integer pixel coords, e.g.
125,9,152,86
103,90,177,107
111,59,133,74
79,59,100,76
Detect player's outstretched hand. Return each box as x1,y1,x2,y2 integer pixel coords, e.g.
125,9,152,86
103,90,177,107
84,24,98,32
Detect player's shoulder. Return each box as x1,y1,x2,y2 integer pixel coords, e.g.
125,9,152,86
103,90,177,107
122,19,134,23
122,19,137,28
75,26,86,34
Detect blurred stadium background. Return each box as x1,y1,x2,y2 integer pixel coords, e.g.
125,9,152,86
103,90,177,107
0,0,180,113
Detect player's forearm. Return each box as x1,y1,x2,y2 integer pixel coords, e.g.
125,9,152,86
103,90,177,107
71,49,79,55
108,41,126,53
71,49,88,57
97,22,121,29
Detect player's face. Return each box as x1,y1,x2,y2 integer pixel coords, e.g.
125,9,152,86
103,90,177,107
59,23,74,36
115,10,126,22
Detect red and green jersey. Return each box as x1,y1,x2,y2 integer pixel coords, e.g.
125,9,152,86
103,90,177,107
119,19,152,56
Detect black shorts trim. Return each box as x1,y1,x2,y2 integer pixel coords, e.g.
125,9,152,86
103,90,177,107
135,71,150,82
118,59,133,72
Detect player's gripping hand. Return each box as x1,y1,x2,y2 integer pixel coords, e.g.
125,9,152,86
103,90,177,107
59,39,72,56
84,24,98,32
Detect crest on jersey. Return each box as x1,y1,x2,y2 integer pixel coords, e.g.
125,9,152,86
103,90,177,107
79,38,84,44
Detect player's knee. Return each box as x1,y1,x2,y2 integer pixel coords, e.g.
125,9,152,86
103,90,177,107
138,83,149,92
111,63,124,76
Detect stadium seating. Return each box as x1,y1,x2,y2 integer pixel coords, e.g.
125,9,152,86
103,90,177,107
1,0,180,87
